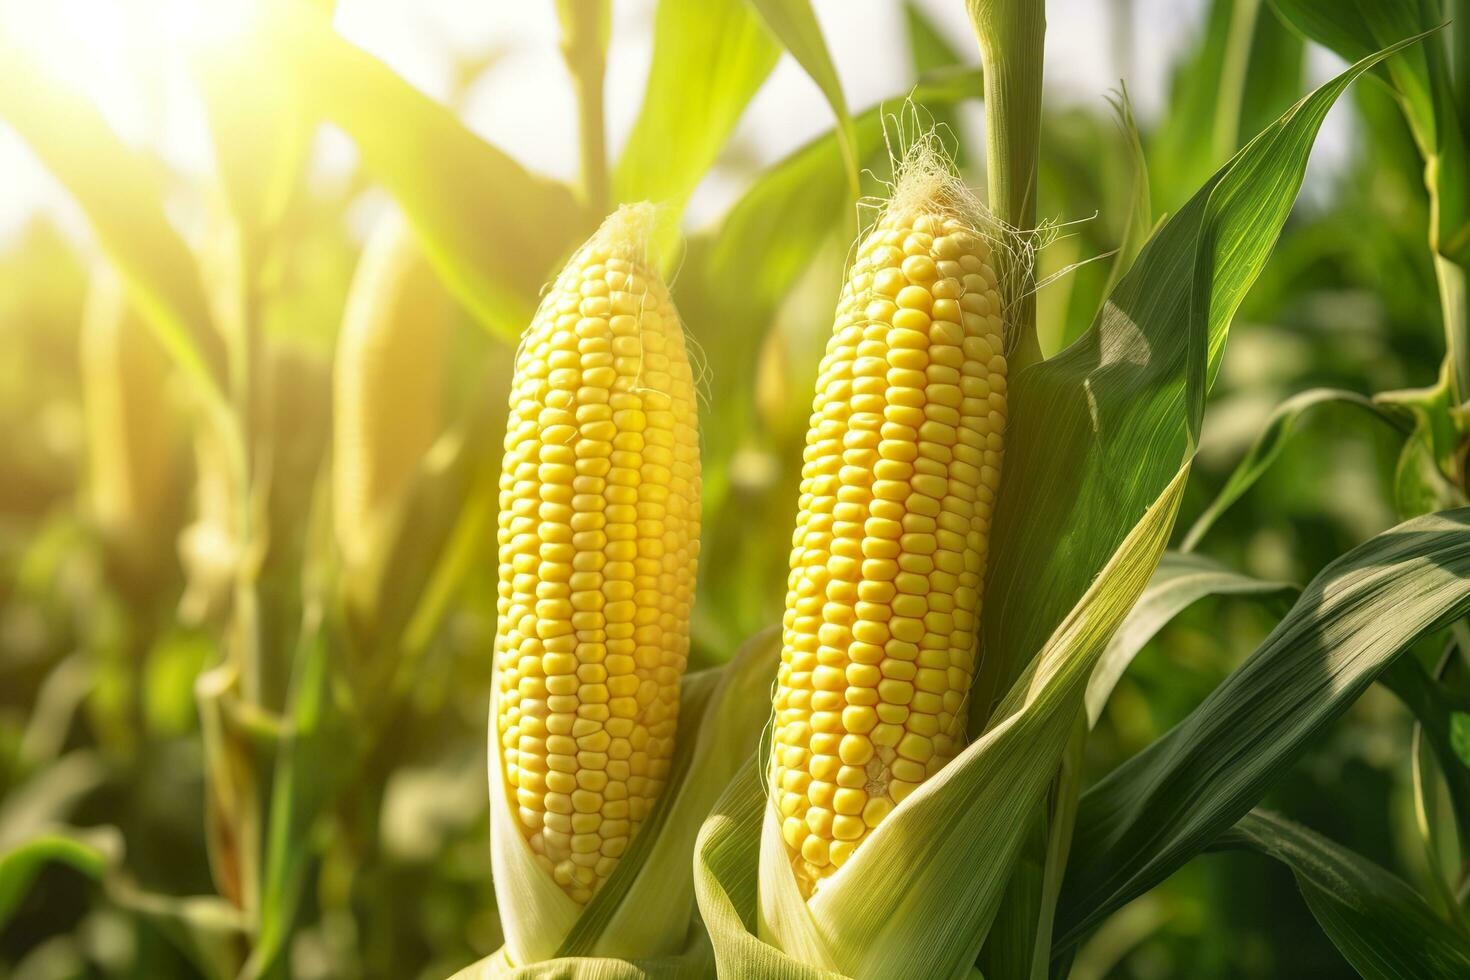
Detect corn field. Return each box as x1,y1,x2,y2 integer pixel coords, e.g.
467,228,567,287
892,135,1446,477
4,0,1470,978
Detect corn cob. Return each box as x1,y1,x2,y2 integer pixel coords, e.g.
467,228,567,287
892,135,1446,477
333,209,448,571
771,178,1007,897
494,204,701,903
80,266,178,571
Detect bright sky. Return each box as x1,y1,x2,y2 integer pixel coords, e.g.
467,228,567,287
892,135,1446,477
0,0,1347,247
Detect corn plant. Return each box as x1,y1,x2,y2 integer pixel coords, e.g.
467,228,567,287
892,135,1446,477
3,1,1470,979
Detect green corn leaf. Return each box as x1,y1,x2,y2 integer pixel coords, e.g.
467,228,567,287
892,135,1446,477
1215,809,1470,978
1277,0,1470,398
0,38,227,405
1384,649,1470,926
269,2,590,341
1181,387,1411,551
1057,507,1470,951
1150,0,1304,212
1397,416,1470,516
1086,551,1295,726
1271,0,1470,264
1269,0,1440,143
613,0,780,211
746,0,859,194
1098,86,1154,305
972,29,1430,734
244,606,350,980
0,823,246,980
0,827,120,929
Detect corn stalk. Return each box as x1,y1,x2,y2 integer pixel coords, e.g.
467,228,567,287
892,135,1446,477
965,4,1061,973
1445,0,1470,406
557,0,612,215
967,0,1046,373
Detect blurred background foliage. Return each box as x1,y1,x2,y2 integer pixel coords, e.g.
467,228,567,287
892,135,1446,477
0,0,1458,977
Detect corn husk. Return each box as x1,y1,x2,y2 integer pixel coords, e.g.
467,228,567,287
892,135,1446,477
484,630,779,973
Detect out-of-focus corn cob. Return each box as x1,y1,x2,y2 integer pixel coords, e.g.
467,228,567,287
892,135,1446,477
79,266,180,577
333,210,449,573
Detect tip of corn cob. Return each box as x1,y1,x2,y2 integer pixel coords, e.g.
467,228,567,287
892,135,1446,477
584,202,660,261
876,129,1027,345
885,132,980,231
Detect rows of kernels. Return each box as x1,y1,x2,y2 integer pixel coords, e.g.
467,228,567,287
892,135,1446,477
494,233,701,904
771,209,1007,897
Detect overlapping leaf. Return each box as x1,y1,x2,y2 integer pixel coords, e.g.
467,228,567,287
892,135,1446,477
613,0,780,211
973,31,1421,730
1182,387,1410,549
1272,0,1470,264
268,2,589,340
746,0,859,193
1216,809,1470,978
1086,551,1295,726
1057,508,1470,950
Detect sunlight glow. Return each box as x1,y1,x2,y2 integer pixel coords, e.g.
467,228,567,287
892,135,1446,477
0,0,267,239
1,0,149,136
161,0,261,52
0,0,262,138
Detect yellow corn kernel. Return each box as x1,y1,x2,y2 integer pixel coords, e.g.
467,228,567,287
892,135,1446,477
771,196,1007,898
494,204,701,904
